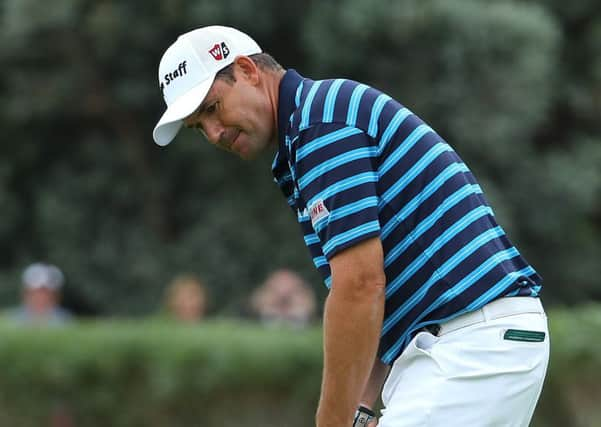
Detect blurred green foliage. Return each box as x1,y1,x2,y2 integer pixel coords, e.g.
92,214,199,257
0,306,599,426
0,0,599,314
538,305,601,427
0,319,322,427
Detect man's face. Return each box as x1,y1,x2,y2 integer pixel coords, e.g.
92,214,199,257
183,62,276,160
24,287,59,314
172,287,206,322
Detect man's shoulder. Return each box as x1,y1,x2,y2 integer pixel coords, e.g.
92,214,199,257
2,306,26,319
0,306,73,324
290,77,401,133
296,77,374,111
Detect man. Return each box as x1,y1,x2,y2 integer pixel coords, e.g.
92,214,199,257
250,269,317,328
6,262,72,326
163,274,208,323
153,26,549,427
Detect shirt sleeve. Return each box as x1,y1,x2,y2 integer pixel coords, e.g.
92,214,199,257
293,122,381,260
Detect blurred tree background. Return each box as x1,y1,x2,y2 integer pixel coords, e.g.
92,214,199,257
0,0,599,317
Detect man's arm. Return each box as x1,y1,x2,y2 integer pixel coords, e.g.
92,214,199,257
360,358,390,410
316,237,386,427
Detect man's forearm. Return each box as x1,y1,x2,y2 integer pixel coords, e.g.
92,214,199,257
360,358,390,409
316,284,385,427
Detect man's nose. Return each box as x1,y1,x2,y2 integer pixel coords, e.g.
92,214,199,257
202,120,224,145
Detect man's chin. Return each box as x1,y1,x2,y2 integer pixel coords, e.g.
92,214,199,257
234,139,274,161
235,143,260,161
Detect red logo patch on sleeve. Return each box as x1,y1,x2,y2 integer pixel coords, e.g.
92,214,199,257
309,199,330,228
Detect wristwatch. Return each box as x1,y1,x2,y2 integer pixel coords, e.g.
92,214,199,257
352,405,375,427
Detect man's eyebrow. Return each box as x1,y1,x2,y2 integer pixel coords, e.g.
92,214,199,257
195,94,218,116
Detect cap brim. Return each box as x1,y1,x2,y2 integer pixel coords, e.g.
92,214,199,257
152,76,216,146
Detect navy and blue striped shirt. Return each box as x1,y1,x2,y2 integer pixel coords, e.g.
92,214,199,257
272,70,542,364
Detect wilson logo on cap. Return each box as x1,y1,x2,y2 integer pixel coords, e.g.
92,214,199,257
208,42,230,60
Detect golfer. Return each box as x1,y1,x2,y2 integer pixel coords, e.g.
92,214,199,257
153,26,549,427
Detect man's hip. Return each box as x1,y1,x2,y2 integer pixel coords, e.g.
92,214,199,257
379,297,549,426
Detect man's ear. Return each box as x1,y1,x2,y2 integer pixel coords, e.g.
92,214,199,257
233,55,260,85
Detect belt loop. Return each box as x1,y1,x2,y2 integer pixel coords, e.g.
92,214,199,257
481,304,490,322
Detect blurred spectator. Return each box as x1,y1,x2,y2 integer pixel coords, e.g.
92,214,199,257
50,402,76,427
5,262,72,326
250,269,317,328
164,274,208,323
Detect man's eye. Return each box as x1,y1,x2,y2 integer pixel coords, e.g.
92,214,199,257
206,102,218,114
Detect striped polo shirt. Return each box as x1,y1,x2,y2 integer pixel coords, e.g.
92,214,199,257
272,70,542,364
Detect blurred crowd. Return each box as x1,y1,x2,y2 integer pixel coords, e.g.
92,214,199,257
0,262,318,427
1,262,318,329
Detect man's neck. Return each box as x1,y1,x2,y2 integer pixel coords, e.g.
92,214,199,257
266,69,286,149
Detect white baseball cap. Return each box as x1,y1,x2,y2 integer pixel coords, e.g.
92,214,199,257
152,26,262,146
22,263,65,290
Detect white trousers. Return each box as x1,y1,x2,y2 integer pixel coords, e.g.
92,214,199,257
379,297,549,427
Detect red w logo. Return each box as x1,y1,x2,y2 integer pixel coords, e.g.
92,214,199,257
209,44,223,60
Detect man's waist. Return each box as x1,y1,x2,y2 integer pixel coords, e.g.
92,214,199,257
425,297,544,337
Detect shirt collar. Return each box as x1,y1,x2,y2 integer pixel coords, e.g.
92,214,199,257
276,69,304,159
